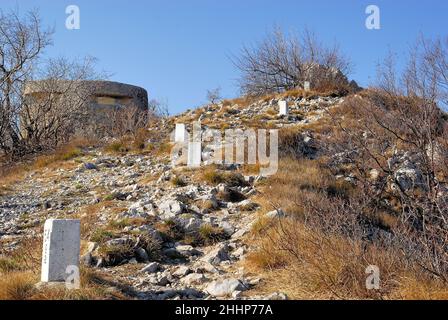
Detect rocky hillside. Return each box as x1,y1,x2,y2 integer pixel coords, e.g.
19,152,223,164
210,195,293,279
1,90,447,300
0,92,345,300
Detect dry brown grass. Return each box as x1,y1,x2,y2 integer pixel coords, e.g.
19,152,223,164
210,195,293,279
33,137,96,168
241,163,261,176
251,158,348,217
246,214,448,300
102,128,170,157
0,163,29,192
244,157,448,300
77,201,128,239
0,268,129,300
396,276,448,300
199,166,246,187
171,175,187,187
221,87,343,110
0,137,96,192
0,220,132,300
0,272,36,300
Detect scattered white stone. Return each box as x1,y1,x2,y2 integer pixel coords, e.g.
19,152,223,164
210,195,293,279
232,247,246,258
278,100,288,116
173,266,191,277
206,278,246,297
266,292,288,300
140,262,160,273
158,199,185,218
265,209,286,219
181,273,208,285
202,244,230,265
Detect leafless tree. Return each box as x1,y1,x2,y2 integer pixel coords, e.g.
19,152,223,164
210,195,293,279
19,57,99,152
148,98,169,118
0,9,52,157
206,87,222,105
92,98,169,139
232,27,352,96
106,104,149,138
0,10,101,159
327,36,448,281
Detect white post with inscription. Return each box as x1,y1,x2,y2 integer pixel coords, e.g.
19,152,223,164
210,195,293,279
304,81,311,91
187,142,202,168
187,121,202,167
175,123,187,143
41,219,81,283
278,100,288,116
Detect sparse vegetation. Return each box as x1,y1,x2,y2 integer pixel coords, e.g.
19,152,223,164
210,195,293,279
0,257,22,273
245,156,448,299
196,224,227,246
171,175,187,187
90,228,117,244
232,27,353,96
1,8,447,302
201,167,246,187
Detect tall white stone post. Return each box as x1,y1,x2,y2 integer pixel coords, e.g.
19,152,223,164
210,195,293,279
175,123,187,143
304,81,311,91
41,219,81,283
278,100,288,116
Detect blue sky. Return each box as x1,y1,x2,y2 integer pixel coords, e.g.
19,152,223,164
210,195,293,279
2,0,448,114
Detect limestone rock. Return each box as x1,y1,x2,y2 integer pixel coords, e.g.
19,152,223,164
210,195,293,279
202,243,230,265
181,273,208,285
205,278,246,297
140,262,160,273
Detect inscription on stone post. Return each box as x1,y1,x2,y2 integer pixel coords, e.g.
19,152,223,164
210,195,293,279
278,100,288,116
41,219,80,283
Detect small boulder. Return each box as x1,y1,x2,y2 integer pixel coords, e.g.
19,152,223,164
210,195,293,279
135,247,149,262
84,162,98,170
205,278,246,297
173,266,191,277
140,262,160,273
181,273,208,285
202,244,230,265
265,209,286,219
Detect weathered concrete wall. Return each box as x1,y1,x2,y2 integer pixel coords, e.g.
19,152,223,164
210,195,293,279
24,80,148,111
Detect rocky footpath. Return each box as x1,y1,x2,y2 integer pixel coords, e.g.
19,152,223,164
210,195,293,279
0,94,347,300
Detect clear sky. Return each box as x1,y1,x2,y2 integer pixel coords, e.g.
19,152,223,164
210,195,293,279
2,0,448,114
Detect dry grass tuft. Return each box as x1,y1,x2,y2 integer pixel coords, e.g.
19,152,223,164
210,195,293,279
171,175,187,187
200,167,246,187
196,224,228,246
0,272,36,300
33,138,95,168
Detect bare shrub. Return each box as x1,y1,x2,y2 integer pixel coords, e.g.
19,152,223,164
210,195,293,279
0,9,52,158
206,87,222,105
247,156,447,299
20,57,100,153
324,36,448,282
104,104,149,138
0,9,101,159
232,27,353,96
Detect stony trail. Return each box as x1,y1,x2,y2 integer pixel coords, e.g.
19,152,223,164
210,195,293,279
0,94,343,299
